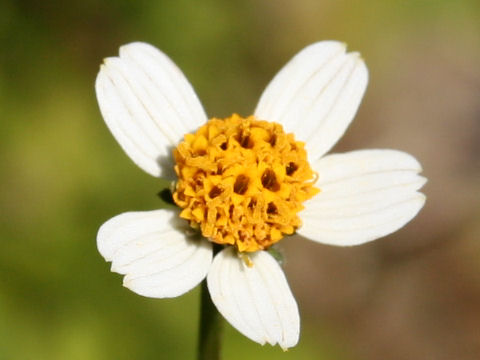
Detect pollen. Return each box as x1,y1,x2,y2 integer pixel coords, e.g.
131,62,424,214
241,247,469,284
173,114,319,252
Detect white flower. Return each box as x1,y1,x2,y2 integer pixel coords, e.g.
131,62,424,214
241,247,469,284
95,41,426,349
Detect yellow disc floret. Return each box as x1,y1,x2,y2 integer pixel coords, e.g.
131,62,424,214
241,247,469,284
173,114,319,252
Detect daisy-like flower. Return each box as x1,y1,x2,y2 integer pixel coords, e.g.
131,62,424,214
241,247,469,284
96,41,426,349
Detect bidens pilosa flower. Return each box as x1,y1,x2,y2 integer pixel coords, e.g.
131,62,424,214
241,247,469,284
96,41,426,349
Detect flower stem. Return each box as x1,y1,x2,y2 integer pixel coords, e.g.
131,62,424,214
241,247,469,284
198,279,223,360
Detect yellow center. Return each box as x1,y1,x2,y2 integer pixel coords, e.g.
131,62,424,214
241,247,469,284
173,114,319,252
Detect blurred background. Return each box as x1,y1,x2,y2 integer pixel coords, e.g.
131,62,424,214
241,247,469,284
1,0,479,359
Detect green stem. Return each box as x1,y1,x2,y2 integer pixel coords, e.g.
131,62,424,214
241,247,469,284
197,279,223,360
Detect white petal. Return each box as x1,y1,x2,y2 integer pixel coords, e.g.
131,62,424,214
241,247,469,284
207,248,299,349
254,41,368,161
297,149,426,246
96,42,207,177
97,209,212,298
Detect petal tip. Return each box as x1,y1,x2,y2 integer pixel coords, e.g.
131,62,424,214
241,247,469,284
119,41,160,60
305,40,347,55
416,192,427,206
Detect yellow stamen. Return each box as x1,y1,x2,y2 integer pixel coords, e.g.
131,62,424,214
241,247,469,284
173,114,319,252
240,253,254,268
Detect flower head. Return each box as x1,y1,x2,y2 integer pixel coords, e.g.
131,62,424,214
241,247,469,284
96,41,426,349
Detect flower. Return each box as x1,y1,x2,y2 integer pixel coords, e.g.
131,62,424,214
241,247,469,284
95,41,426,349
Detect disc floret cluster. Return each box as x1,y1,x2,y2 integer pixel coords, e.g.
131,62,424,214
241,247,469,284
173,114,319,252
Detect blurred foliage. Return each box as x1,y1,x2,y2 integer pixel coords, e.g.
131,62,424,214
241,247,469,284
1,0,479,359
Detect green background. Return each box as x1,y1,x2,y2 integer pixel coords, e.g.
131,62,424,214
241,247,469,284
1,1,480,359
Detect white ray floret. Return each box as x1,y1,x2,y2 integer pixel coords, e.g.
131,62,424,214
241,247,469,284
96,42,207,178
254,41,368,161
207,248,299,349
97,209,212,298
297,150,426,246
